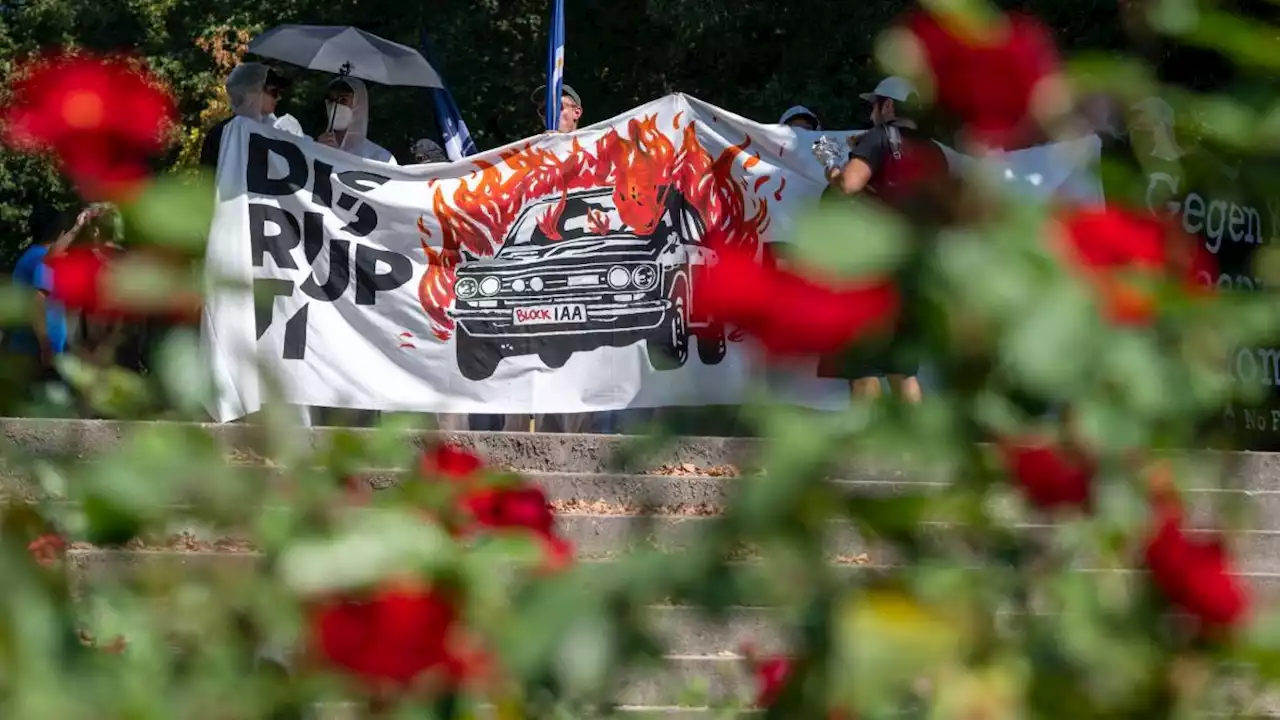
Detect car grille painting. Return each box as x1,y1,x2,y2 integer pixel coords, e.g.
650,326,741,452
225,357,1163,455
416,111,783,381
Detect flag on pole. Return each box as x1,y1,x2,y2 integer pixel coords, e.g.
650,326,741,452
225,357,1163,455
432,87,478,161
543,0,566,131
418,29,477,161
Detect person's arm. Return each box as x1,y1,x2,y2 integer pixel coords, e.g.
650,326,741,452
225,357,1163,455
828,158,875,195
49,207,99,254
31,263,53,365
829,128,886,196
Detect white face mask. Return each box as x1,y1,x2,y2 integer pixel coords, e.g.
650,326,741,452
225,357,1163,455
327,103,354,132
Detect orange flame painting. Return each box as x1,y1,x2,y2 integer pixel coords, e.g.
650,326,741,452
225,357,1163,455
417,111,780,341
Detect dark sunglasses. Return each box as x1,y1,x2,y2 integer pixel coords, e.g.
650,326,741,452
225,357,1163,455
264,86,282,99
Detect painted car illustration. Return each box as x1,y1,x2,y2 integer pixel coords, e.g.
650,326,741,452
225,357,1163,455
449,186,726,381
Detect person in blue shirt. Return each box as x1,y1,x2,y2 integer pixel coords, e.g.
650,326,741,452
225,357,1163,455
8,206,98,376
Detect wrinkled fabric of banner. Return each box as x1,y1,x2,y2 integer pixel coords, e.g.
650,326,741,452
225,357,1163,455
202,94,1100,422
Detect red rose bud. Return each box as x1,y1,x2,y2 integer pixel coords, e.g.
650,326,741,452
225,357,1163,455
44,247,111,314
463,485,556,536
903,10,1063,150
420,443,486,483
1055,207,1214,325
27,533,67,567
1144,509,1249,631
538,534,575,574
1,52,175,200
702,246,899,358
309,584,465,689
749,653,792,709
999,438,1093,510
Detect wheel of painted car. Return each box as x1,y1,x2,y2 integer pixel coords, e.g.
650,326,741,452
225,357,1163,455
647,280,689,371
455,324,503,381
697,321,727,365
538,347,573,370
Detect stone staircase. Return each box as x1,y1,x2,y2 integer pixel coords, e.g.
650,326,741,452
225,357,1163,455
6,418,1280,717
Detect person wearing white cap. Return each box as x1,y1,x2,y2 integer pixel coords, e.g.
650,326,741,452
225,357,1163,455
816,75,949,405
779,106,821,131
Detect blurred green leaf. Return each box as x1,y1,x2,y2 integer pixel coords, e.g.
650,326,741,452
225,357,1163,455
155,329,212,415
787,202,911,278
999,280,1099,397
122,173,216,253
278,509,455,594
552,607,615,696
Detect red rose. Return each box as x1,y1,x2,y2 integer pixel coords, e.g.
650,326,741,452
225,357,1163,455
702,246,899,357
751,654,792,708
464,486,556,536
998,438,1093,510
2,52,174,199
1056,207,1214,325
538,534,575,574
44,247,112,314
461,484,574,571
903,11,1061,150
420,444,486,483
28,533,66,567
310,583,464,689
1144,509,1249,630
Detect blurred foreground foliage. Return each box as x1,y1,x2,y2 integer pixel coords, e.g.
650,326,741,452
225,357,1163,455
4,0,1280,718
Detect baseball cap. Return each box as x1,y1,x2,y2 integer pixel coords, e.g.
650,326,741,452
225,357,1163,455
779,105,821,129
530,83,582,106
859,76,917,103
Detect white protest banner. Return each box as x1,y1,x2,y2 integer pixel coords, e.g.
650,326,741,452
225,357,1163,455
202,94,1100,422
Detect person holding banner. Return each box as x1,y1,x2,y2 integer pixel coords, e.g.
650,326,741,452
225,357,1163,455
199,63,301,170
779,106,821,131
316,77,397,164
532,84,583,133
818,76,950,405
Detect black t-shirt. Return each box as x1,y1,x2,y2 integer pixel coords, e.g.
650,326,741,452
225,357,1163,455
848,123,951,220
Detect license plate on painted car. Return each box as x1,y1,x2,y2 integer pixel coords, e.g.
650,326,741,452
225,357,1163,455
512,304,587,326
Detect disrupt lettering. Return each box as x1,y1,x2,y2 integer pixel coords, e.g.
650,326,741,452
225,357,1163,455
245,133,411,306
1146,172,1263,254
244,133,412,359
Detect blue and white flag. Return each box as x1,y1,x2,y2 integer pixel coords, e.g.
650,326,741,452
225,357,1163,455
543,0,565,131
419,29,477,161
432,88,477,161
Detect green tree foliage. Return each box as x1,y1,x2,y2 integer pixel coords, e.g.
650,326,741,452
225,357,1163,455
0,0,1265,266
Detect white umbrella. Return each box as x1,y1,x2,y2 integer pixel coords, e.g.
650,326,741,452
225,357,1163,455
248,25,444,88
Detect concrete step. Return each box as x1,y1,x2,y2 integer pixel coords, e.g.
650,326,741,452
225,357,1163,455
16,467,1275,527
30,495,1280,570
0,419,759,475
62,547,1280,607
7,419,1280,491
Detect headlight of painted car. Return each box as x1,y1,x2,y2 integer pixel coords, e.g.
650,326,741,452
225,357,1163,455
455,277,478,299
608,265,631,289
480,276,501,296
631,264,658,290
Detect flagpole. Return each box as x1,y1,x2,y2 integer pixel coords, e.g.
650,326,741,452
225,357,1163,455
543,0,566,131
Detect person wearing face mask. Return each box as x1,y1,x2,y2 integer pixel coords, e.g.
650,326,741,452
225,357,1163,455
316,77,397,164
199,63,300,170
